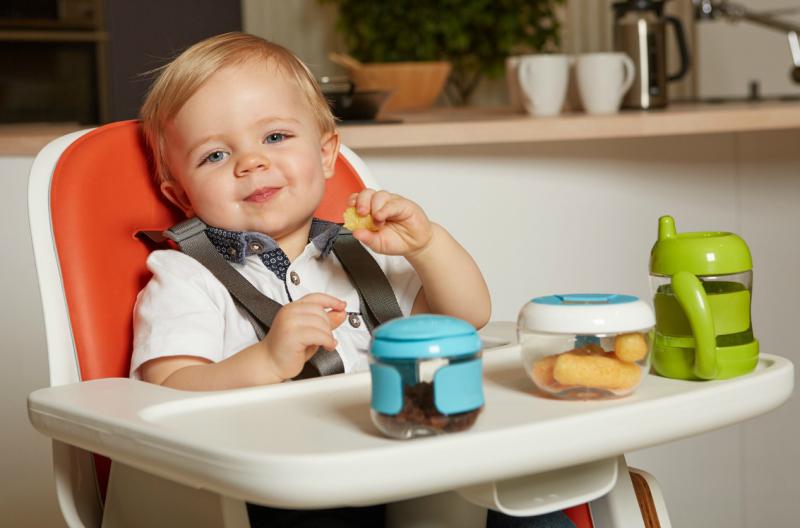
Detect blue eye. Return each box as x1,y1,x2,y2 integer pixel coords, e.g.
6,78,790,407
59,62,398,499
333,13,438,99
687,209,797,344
265,132,287,144
203,150,228,165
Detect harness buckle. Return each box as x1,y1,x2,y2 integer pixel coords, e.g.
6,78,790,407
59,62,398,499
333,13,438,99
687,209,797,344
163,217,208,244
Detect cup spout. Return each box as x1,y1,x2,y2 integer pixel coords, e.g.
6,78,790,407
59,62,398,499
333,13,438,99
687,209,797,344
658,215,677,241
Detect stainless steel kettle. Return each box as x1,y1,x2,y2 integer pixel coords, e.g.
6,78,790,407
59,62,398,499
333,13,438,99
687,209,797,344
613,0,690,109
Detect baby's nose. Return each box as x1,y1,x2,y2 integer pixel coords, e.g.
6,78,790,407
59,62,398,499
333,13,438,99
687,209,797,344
235,153,270,176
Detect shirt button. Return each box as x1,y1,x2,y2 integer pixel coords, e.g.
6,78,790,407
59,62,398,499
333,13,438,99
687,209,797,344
348,313,361,328
248,242,263,253
289,271,300,285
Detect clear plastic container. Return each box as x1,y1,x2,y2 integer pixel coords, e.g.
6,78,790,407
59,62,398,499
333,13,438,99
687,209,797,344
369,315,484,439
518,294,655,400
650,270,757,379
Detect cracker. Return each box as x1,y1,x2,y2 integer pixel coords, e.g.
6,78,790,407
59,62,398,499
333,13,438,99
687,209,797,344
343,206,378,232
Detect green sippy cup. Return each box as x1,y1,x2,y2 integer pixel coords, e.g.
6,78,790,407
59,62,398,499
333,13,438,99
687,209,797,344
649,215,759,380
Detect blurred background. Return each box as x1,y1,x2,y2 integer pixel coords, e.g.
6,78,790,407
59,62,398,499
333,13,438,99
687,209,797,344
3,1,800,527
2,0,800,124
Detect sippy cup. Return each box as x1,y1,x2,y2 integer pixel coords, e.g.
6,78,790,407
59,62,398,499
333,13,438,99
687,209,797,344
368,314,484,439
649,215,759,380
518,294,654,400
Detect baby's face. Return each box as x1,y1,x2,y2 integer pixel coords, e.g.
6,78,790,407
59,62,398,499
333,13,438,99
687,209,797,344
161,59,338,244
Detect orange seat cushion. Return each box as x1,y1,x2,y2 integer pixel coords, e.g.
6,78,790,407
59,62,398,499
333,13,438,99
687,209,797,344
50,120,366,497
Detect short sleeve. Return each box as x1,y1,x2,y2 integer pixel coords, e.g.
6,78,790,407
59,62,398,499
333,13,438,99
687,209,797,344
130,250,229,379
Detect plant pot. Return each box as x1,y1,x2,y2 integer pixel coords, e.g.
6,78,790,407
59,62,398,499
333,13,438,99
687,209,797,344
330,55,451,112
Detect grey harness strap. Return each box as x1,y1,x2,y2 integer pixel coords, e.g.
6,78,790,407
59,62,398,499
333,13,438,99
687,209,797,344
138,217,402,380
331,231,403,332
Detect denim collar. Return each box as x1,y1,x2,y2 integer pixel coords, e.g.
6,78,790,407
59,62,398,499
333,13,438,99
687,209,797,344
204,218,341,265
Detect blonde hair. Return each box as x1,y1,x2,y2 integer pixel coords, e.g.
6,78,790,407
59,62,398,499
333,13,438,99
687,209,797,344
140,32,335,184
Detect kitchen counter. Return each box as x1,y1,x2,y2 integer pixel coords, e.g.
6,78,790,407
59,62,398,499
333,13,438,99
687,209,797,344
337,102,800,150
0,123,85,156
3,102,800,155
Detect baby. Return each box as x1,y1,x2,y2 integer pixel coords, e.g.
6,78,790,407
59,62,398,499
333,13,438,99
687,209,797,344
128,32,581,528
131,32,491,392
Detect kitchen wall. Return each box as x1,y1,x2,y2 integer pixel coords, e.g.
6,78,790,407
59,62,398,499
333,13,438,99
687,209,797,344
696,0,800,98
0,157,65,527
543,0,800,101
359,130,800,528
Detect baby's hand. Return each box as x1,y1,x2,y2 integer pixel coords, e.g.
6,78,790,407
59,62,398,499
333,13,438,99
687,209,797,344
263,293,346,380
346,189,433,256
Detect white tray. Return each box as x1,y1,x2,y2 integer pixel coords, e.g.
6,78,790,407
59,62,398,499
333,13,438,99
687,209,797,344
28,346,793,509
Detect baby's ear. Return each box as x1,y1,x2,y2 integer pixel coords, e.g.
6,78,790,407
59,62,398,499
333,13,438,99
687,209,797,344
160,180,194,217
320,131,341,180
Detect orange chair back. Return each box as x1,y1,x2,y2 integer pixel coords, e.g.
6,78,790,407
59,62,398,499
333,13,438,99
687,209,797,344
49,120,366,496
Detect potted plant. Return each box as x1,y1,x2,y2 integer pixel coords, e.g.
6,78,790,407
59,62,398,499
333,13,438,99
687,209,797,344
321,0,564,108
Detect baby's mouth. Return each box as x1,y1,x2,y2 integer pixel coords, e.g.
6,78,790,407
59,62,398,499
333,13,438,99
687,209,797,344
244,187,280,203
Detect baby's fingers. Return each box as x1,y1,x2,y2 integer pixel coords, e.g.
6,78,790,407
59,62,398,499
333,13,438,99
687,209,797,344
296,293,346,312
327,309,347,330
299,326,338,352
355,189,377,215
371,196,412,223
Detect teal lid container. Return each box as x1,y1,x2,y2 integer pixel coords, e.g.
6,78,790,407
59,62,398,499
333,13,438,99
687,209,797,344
369,315,484,439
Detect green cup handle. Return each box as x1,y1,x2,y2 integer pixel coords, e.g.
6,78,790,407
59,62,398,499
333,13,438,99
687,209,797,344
672,270,718,379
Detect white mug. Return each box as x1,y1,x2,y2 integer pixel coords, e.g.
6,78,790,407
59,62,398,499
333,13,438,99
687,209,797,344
516,54,571,117
575,52,635,115
505,56,526,112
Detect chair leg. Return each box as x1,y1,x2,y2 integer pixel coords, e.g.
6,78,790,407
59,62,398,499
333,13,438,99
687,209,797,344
628,468,671,528
589,457,672,528
101,462,249,528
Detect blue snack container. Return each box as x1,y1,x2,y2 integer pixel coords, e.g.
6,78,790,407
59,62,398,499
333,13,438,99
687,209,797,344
369,314,484,439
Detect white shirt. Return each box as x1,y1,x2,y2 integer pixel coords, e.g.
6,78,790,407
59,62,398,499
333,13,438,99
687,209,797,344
130,239,421,379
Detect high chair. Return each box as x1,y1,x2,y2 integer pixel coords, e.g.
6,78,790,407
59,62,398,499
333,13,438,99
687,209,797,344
27,119,377,527
27,121,793,528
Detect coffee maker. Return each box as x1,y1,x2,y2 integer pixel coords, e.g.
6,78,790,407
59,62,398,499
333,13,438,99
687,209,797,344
613,0,690,109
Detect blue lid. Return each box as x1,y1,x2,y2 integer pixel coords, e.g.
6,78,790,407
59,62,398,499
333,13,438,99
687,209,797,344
371,314,481,359
532,294,639,305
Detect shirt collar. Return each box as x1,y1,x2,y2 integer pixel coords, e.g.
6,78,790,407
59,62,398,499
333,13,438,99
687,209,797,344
204,218,341,264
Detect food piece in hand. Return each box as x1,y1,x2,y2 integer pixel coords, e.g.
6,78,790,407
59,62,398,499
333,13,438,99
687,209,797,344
343,206,378,232
614,332,648,362
553,352,641,390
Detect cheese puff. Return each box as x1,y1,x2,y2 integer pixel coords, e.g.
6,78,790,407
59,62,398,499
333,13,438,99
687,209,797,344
614,333,648,363
553,353,642,390
531,356,558,389
343,206,379,232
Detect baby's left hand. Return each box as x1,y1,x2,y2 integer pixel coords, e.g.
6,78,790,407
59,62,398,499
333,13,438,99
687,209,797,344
346,189,433,256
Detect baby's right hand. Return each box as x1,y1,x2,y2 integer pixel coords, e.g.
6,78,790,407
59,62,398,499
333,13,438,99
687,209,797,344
262,293,347,380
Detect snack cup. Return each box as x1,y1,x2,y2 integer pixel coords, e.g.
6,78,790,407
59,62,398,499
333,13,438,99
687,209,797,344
518,294,654,400
369,315,484,439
